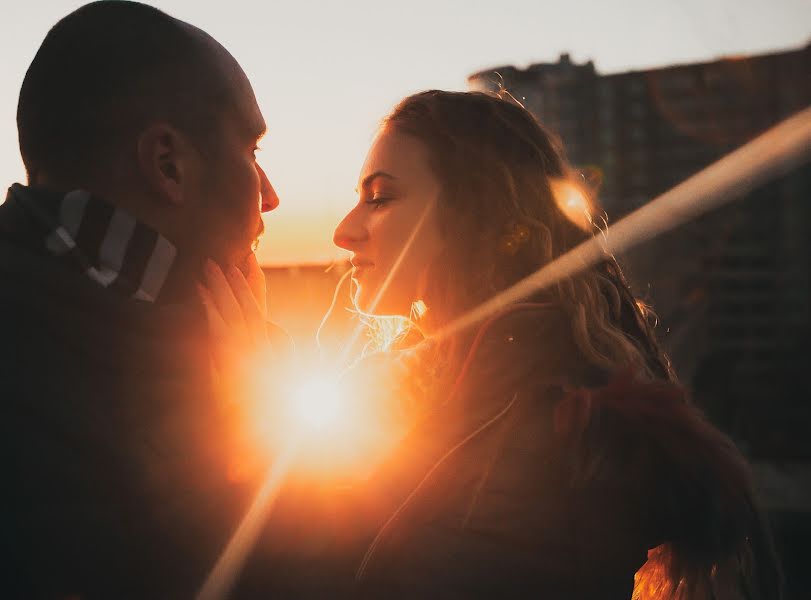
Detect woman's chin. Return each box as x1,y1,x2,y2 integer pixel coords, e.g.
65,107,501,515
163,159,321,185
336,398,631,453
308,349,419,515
354,289,411,319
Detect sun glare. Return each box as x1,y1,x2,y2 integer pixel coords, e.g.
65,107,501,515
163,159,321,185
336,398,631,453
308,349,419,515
245,356,351,450
551,179,593,230
289,375,345,432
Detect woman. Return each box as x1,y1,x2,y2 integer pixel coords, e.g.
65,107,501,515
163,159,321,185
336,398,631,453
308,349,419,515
202,91,782,599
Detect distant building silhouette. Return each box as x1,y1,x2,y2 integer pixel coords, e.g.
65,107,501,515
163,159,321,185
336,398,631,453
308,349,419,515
469,44,811,458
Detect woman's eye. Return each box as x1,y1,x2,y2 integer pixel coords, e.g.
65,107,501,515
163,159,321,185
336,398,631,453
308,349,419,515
365,196,392,208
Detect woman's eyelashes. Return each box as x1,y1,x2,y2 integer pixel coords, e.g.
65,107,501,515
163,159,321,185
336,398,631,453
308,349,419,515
364,194,393,208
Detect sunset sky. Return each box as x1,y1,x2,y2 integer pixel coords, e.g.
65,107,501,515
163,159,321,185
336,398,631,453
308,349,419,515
1,0,808,265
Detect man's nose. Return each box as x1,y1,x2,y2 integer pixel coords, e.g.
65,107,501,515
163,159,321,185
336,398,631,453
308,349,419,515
333,205,368,251
257,163,279,212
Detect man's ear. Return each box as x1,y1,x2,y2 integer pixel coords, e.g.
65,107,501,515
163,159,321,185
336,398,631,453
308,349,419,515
136,123,198,206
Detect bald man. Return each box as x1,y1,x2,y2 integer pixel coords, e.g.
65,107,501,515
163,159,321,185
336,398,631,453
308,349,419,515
0,2,282,596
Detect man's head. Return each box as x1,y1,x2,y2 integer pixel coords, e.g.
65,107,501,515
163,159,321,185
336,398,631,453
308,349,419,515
17,1,279,266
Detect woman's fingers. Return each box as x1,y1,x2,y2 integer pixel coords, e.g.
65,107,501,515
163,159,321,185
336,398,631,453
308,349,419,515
198,282,251,385
197,283,239,370
226,265,266,346
243,253,268,319
200,258,268,356
204,259,249,340
197,284,229,338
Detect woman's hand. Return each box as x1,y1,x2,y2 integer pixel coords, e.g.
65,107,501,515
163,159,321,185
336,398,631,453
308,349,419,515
197,253,268,362
196,253,271,480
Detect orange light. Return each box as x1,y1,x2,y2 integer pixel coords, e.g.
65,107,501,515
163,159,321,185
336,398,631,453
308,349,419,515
228,349,403,483
245,360,348,447
288,374,344,432
551,179,594,231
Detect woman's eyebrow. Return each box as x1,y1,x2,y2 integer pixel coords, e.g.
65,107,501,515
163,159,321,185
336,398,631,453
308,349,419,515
356,171,397,193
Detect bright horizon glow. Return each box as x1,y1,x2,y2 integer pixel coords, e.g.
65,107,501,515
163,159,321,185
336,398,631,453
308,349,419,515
0,0,808,266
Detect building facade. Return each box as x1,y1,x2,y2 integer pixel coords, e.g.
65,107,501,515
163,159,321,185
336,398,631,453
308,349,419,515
469,45,811,458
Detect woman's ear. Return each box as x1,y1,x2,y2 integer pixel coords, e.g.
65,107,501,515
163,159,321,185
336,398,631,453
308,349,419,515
136,123,198,206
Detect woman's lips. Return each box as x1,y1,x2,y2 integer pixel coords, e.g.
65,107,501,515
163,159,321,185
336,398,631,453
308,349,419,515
351,258,375,272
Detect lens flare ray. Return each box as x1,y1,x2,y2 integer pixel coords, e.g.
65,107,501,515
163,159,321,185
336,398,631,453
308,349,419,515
196,447,296,600
433,105,811,342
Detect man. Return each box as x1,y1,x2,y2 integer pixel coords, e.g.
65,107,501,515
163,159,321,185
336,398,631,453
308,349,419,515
1,2,279,596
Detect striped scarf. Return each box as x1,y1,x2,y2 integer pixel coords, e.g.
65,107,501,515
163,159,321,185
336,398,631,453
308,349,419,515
7,183,178,303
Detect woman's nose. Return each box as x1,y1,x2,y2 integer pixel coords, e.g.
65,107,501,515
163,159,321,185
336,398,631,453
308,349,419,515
257,163,279,212
333,205,368,250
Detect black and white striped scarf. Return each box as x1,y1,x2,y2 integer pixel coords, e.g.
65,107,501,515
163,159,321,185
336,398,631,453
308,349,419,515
7,183,178,303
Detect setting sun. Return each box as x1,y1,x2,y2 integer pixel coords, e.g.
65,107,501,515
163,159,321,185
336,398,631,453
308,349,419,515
288,374,345,433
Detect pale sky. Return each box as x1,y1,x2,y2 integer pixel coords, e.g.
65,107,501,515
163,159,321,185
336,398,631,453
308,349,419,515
1,0,808,265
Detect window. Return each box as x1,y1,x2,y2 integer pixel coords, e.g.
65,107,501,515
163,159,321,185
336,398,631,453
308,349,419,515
657,71,696,93
630,102,647,118
630,126,647,142
631,172,649,187
600,128,616,147
627,78,646,95
598,81,614,102
628,149,648,164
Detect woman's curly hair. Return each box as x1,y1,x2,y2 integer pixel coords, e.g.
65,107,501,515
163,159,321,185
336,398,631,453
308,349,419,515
384,90,672,381
381,90,782,599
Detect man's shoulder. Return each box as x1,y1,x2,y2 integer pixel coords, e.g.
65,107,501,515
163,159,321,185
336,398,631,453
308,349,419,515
0,234,53,339
0,233,209,381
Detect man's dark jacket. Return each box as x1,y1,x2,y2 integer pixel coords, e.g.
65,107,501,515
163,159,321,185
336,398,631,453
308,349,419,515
0,195,251,598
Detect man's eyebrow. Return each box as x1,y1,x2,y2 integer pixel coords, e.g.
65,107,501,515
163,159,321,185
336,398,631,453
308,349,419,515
356,171,396,192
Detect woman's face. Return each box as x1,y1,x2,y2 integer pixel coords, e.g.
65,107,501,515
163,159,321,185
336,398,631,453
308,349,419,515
334,127,443,317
